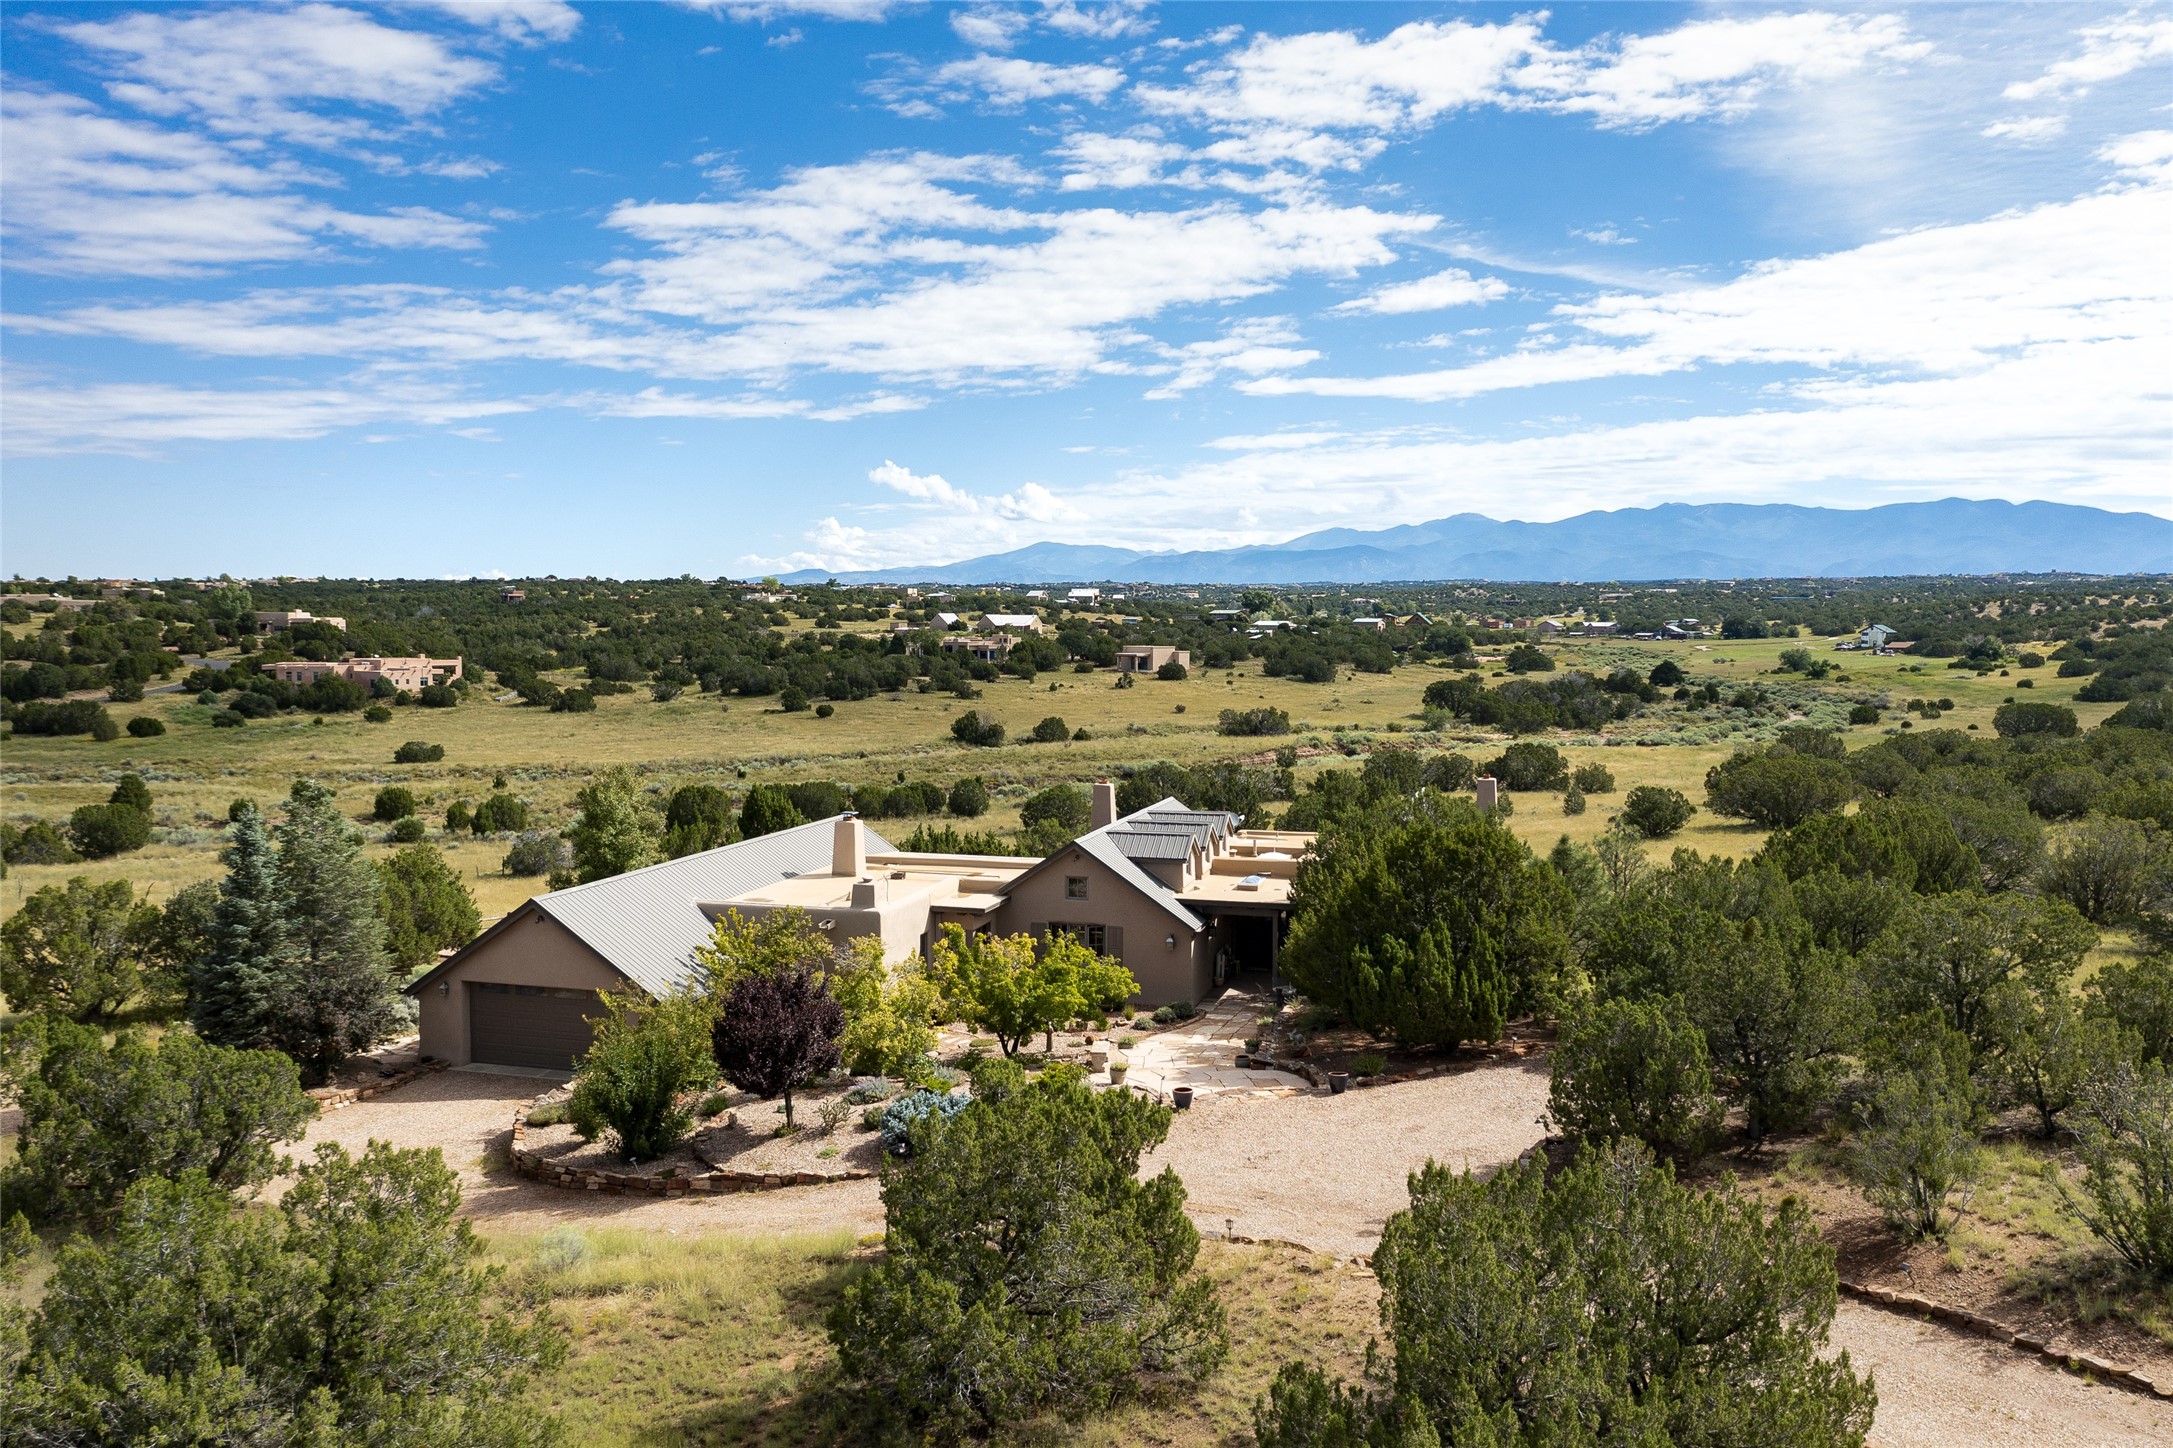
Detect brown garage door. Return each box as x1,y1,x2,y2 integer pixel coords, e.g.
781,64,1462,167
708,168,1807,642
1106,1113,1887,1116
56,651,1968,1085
469,982,600,1070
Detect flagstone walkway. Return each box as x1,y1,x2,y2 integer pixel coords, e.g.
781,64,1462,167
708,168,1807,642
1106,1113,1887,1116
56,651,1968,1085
1118,986,1310,1100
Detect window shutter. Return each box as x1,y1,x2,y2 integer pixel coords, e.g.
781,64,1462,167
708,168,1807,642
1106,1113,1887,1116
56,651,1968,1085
1028,922,1047,940
1106,926,1123,961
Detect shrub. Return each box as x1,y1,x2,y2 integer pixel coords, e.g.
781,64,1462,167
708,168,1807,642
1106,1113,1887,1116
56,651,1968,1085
0,1018,314,1226
1503,643,1554,673
662,782,735,858
1029,714,1071,743
877,1087,970,1155
8,700,117,738
2073,1057,2173,1278
1156,659,1189,681
362,704,392,722
417,682,459,708
373,785,417,822
125,715,165,738
779,685,810,712
1705,752,1856,828
567,991,716,1164
1993,701,2078,738
392,740,444,764
949,709,1005,746
1648,658,1685,686
738,783,806,839
551,687,597,714
0,876,159,1022
67,803,151,858
1350,1051,1387,1077
946,776,989,817
1563,783,1587,815
471,791,530,835
1548,995,1723,1161
1218,706,1292,736
1255,1140,1873,1447
1570,762,1615,794
2017,651,2046,668
501,830,568,878
813,702,835,718
211,710,247,728
1,819,77,866
1018,783,1089,835
1620,786,1696,839
387,817,426,844
1848,703,1882,725
1486,740,1569,791
2038,815,2156,924
831,1067,1226,1436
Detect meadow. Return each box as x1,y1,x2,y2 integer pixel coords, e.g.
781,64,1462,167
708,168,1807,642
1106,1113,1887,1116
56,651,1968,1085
0,628,2124,925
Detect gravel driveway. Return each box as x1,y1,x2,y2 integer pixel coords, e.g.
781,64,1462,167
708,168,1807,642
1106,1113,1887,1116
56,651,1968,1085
1144,1055,1555,1255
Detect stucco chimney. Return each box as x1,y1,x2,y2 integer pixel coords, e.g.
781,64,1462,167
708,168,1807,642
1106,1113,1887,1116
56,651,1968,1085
1474,776,1499,813
833,812,865,877
1091,781,1118,831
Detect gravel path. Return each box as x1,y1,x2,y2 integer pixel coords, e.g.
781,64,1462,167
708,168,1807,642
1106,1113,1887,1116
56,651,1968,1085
1144,1055,1556,1255
1832,1302,2171,1446
280,1066,885,1240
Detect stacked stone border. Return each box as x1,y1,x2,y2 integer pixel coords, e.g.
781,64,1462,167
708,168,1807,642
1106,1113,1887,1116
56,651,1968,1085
507,1089,875,1197
1836,1278,2173,1400
1246,1038,1546,1091
309,1058,448,1112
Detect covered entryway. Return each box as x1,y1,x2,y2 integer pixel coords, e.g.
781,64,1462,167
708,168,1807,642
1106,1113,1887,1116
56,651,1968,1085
468,981,601,1070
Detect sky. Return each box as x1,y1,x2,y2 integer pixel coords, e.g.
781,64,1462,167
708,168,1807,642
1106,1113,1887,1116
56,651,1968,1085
2,0,2168,580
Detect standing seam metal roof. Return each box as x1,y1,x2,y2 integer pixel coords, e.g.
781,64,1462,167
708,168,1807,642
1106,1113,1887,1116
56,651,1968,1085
529,815,894,998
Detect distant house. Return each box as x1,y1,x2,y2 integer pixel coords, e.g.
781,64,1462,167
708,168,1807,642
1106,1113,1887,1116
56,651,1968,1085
1578,620,1618,634
1116,644,1190,673
981,612,1043,634
253,609,346,634
932,612,965,630
1858,624,1897,652
940,633,1015,664
499,587,526,604
1208,609,1247,622
1023,589,1048,600
1248,619,1297,635
1350,617,1387,631
1536,619,1564,635
267,656,463,691
1066,588,1102,602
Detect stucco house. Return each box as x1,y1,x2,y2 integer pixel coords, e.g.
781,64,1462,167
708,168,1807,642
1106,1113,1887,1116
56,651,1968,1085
267,655,463,691
253,610,346,634
1115,644,1190,673
407,790,1311,1071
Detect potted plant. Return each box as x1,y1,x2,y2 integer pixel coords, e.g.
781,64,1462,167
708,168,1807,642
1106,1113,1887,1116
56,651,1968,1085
1172,1085,1194,1110
1108,1054,1129,1085
1328,1071,1350,1094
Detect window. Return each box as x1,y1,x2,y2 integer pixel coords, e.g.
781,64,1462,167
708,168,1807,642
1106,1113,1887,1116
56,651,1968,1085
1051,923,1107,952
1065,875,1089,900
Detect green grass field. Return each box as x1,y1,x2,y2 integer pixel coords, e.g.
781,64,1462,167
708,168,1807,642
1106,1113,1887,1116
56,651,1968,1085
2,633,2120,924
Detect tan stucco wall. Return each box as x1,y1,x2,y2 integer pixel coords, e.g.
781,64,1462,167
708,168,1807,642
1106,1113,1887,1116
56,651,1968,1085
1001,850,1213,1007
415,908,626,1066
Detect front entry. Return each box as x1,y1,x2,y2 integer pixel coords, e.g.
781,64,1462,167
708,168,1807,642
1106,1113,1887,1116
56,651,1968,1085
469,981,600,1070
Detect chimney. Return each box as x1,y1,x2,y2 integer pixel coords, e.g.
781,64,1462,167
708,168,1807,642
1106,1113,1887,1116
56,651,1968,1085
1091,781,1118,831
832,812,865,878
1474,776,1499,813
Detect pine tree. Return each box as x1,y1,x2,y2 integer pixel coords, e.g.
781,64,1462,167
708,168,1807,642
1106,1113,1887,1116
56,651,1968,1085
268,780,403,1085
190,805,295,1051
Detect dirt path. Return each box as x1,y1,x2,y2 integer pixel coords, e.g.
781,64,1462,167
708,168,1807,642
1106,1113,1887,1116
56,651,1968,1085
280,1065,885,1239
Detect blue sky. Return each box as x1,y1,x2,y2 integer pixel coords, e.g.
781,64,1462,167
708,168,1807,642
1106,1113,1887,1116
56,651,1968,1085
2,1,2168,580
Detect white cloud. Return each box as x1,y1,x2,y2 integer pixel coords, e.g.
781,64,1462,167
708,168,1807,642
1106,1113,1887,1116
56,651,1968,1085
923,55,1127,109
869,458,976,505
1039,1,1155,41
1333,267,1510,315
1143,316,1319,398
0,89,487,275
1982,115,2068,143
407,0,582,43
1249,182,2171,401
1572,225,1637,245
951,6,1033,50
2004,11,2173,100
2100,128,2173,184
689,0,900,21
1,376,530,456
866,458,1086,522
56,3,498,152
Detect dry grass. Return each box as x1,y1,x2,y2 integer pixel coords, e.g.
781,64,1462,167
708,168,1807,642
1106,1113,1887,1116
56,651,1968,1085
3,633,2114,923
490,1226,1379,1448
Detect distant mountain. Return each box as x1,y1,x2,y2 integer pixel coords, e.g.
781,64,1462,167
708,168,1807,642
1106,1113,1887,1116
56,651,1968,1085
781,499,2173,585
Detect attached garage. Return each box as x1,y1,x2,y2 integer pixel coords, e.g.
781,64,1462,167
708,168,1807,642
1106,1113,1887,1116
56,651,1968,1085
468,982,601,1071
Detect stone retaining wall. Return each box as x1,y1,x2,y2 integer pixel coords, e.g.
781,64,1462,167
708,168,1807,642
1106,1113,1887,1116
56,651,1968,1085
506,1091,875,1197
1247,1039,1545,1091
1836,1279,2173,1400
309,1058,448,1111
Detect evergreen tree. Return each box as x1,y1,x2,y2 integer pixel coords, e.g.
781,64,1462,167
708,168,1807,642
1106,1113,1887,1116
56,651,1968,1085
190,804,295,1052
377,844,483,973
268,780,403,1085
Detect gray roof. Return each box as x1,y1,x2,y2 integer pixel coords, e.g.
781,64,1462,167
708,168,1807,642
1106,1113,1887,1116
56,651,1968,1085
530,815,893,998
1002,795,1209,932
1104,829,1196,862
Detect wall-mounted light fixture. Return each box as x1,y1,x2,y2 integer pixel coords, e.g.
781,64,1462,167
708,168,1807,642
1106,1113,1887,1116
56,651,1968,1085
438,981,449,997
1165,933,1177,949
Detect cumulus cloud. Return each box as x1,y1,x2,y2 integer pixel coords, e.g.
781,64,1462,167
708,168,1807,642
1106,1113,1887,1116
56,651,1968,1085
1333,267,1510,315
407,0,582,43
867,459,1085,522
917,54,1128,110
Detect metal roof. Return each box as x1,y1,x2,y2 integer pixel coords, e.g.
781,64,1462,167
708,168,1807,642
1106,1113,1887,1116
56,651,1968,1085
521,815,893,998
1104,830,1196,862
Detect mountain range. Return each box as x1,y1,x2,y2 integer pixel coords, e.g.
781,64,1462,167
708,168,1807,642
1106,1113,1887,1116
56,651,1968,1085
781,499,2173,586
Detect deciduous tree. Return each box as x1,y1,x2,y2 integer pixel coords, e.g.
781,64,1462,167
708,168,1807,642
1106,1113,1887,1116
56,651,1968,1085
565,767,661,883
712,962,843,1129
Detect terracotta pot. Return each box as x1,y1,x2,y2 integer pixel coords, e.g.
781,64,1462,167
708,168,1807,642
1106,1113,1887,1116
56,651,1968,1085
1328,1072,1350,1094
1172,1086,1194,1110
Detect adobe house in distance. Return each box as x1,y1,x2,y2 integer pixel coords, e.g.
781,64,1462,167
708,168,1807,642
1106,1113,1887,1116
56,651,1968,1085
407,790,1311,1071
